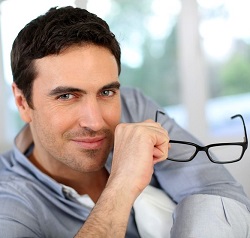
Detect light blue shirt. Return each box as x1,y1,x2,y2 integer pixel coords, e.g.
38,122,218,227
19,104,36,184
0,87,250,238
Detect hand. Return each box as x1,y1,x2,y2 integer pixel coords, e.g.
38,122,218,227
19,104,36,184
109,120,170,198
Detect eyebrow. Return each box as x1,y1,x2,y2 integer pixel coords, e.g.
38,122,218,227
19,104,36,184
101,81,121,91
48,81,121,96
48,86,85,96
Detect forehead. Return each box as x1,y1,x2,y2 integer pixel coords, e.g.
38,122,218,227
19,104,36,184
33,45,119,90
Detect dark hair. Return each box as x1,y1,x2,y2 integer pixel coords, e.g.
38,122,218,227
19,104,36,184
11,6,121,108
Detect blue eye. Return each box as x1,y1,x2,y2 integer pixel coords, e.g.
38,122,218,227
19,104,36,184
100,90,114,97
58,94,74,100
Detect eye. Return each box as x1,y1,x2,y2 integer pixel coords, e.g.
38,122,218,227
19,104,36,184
58,93,75,100
100,90,114,97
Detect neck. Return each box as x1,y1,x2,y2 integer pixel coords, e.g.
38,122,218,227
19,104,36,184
29,152,110,203
58,168,109,203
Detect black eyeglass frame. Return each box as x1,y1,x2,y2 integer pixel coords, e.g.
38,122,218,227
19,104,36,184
155,110,248,164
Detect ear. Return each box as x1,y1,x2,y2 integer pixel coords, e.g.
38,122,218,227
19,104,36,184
12,83,32,123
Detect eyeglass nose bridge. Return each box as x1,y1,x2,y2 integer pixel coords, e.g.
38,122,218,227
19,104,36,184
191,145,211,161
197,145,214,160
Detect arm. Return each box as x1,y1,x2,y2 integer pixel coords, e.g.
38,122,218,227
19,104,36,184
75,181,134,237
75,120,170,237
0,193,42,238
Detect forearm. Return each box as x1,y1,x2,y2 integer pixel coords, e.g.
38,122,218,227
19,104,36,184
75,180,135,238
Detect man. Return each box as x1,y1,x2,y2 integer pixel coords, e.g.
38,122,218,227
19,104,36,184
0,6,249,238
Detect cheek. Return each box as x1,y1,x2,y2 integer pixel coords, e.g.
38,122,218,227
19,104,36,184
33,106,74,135
49,112,77,135
104,103,121,130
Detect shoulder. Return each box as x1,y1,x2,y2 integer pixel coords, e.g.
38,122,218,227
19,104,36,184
120,86,160,123
0,172,42,235
120,87,152,106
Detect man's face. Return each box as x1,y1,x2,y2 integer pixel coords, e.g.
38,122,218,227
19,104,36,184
22,45,121,174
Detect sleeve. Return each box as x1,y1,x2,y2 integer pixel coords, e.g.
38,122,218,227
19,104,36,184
0,185,42,238
120,87,250,209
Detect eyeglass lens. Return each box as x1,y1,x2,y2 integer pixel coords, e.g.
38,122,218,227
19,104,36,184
168,143,244,163
208,145,243,163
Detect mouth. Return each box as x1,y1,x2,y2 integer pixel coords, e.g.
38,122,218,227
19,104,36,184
71,136,106,150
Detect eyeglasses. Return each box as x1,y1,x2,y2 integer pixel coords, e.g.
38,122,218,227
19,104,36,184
155,110,248,164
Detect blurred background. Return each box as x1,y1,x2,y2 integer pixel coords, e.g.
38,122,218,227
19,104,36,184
0,0,249,196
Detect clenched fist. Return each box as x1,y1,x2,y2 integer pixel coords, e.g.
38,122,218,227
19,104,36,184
109,120,170,198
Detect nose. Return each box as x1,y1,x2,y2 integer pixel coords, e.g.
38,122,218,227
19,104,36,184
78,97,105,132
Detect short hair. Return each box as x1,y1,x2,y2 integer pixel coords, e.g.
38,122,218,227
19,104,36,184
11,6,121,108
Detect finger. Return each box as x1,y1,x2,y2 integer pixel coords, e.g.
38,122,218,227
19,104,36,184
143,119,162,128
153,140,169,162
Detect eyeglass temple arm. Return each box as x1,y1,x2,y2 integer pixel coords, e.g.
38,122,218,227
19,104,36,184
231,114,248,144
156,111,248,144
155,110,165,122
156,111,248,145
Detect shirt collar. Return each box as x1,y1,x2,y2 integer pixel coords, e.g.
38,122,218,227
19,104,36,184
15,124,33,154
